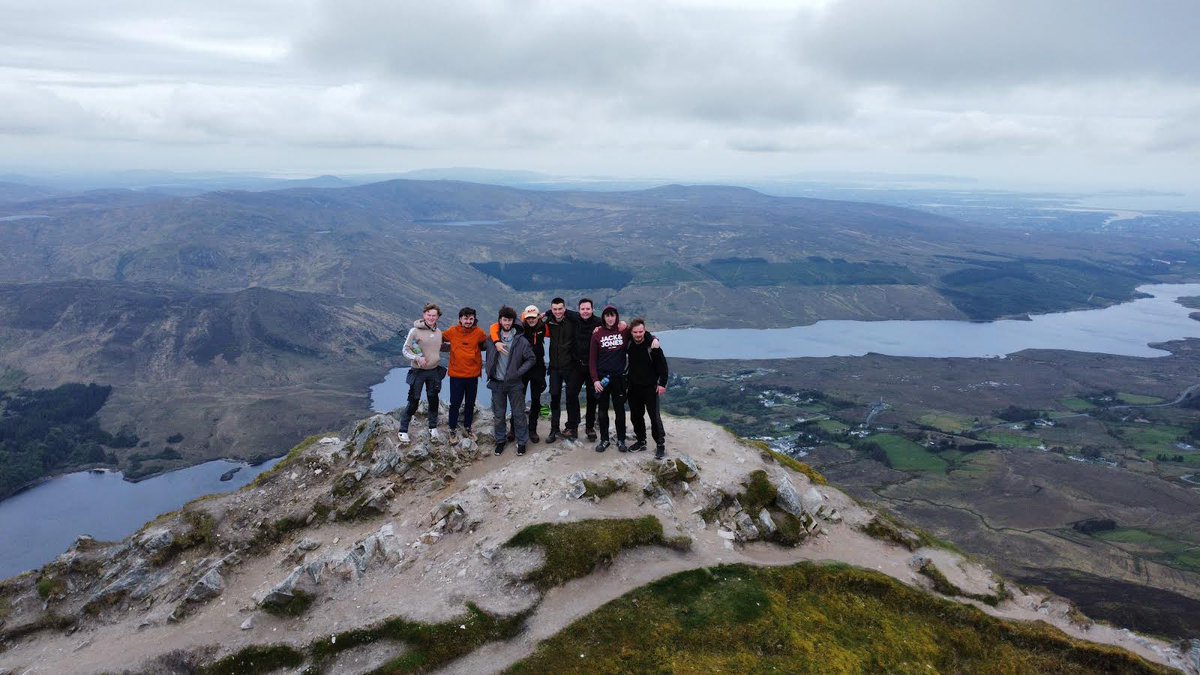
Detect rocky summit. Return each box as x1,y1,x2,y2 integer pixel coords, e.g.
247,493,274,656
0,409,1197,674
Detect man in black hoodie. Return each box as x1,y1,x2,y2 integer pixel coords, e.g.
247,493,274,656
626,318,669,458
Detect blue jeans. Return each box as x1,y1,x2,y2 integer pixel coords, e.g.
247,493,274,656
399,366,445,432
448,376,479,430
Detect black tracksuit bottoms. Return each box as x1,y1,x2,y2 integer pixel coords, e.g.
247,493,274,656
628,384,665,446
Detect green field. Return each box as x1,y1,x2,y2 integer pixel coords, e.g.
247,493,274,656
1060,397,1096,412
1116,424,1188,454
872,435,948,473
980,431,1039,448
816,419,850,435
1094,528,1200,573
1117,392,1166,405
917,413,975,433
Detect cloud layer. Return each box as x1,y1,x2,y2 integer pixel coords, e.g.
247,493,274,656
1,0,1197,190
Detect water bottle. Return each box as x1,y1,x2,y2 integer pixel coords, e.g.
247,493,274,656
599,376,610,390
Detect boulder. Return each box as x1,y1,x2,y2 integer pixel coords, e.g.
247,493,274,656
734,511,761,542
757,509,778,537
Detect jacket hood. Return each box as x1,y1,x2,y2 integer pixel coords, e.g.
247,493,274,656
600,305,620,329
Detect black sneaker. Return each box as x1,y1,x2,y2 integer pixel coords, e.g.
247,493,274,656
546,430,559,443
616,440,629,453
494,443,505,456
517,445,526,456
586,428,597,442
595,440,610,453
655,445,666,459
629,440,648,453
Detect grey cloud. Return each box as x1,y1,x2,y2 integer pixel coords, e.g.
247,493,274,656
297,0,654,88
794,0,1200,89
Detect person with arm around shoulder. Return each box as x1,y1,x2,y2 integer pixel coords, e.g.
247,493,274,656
626,317,670,459
397,303,446,443
485,306,536,457
441,306,488,442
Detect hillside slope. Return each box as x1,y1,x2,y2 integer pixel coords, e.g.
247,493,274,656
1,412,1193,674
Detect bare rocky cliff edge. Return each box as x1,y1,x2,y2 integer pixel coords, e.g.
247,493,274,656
1,409,1197,674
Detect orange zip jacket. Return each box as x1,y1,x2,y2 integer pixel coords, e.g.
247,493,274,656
441,325,488,378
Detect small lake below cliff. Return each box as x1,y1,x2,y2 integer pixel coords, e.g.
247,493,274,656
0,457,281,579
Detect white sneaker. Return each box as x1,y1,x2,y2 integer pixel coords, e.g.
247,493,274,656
398,432,410,443
430,429,442,441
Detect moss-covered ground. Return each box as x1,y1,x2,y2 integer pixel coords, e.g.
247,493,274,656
507,562,1169,674
504,516,687,590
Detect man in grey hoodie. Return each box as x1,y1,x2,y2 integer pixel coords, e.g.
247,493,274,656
485,306,536,456
398,303,446,443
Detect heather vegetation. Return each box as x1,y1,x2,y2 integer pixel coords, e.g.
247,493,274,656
508,563,1167,674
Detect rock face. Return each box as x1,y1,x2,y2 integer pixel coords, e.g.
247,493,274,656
0,410,1191,675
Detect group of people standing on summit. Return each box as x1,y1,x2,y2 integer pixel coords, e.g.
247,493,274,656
392,298,670,460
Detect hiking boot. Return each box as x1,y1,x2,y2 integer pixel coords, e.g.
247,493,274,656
494,442,505,456
546,430,559,443
562,428,577,440
465,428,477,442
529,430,540,444
398,431,411,443
585,428,597,442
595,440,610,453
448,429,461,444
517,445,526,456
629,440,648,453
616,440,629,453
655,445,666,459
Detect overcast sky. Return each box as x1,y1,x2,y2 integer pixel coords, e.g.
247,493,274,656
3,0,1198,194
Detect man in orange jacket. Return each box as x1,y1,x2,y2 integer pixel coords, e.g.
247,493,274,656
441,307,489,442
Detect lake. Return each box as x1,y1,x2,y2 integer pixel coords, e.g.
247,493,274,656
370,283,1200,412
0,457,281,579
655,283,1200,359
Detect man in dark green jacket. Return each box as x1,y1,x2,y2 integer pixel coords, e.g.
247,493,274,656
543,297,577,443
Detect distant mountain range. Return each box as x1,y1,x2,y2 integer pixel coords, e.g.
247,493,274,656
0,177,1191,476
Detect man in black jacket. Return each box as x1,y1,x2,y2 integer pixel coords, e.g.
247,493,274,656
543,297,576,443
626,318,669,458
564,298,603,441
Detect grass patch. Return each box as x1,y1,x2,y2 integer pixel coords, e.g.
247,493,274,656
581,478,623,499
251,434,323,487
763,449,827,485
1060,397,1097,412
199,645,305,675
507,562,1167,674
816,419,850,435
149,510,216,566
979,431,1038,448
1094,528,1200,573
917,559,1008,607
1116,424,1188,454
503,517,678,590
35,575,65,599
917,413,975,434
871,434,947,472
861,515,930,551
310,603,528,673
